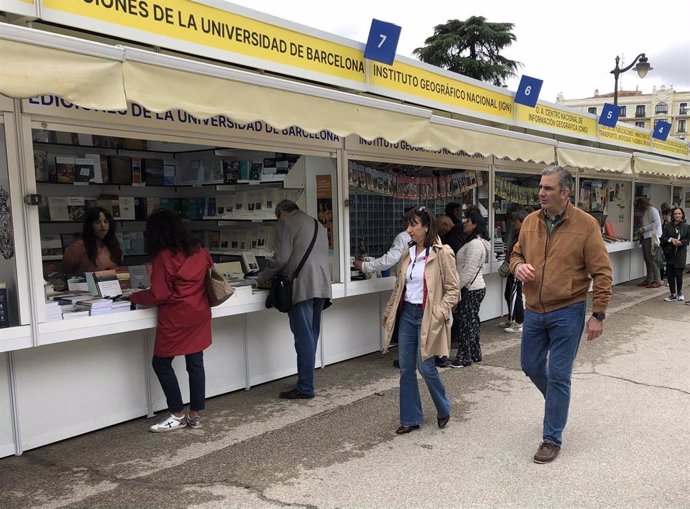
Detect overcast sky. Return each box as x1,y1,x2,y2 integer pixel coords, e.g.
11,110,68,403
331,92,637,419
226,0,690,103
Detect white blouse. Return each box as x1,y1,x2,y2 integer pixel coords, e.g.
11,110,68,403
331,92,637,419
405,245,428,304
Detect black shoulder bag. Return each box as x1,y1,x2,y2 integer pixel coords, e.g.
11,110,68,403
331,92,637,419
267,219,319,313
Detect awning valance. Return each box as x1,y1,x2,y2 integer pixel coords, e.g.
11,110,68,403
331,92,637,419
556,145,632,173
633,154,690,177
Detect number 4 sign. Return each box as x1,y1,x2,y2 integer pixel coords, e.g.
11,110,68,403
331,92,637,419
514,75,543,108
363,19,401,65
652,120,672,141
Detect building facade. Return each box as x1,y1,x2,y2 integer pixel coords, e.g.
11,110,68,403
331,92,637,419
558,86,689,140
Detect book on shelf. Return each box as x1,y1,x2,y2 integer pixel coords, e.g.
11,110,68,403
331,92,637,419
61,309,91,319
0,282,9,328
99,154,110,184
208,230,220,249
204,197,217,217
74,157,95,183
146,196,161,216
66,196,86,222
143,158,164,186
115,266,131,290
97,194,121,219
241,252,260,273
47,196,70,221
38,196,51,222
55,156,76,184
222,160,240,183
203,160,224,184
121,138,146,150
131,156,143,185
109,155,132,184
238,160,251,180
125,231,145,255
41,235,63,257
249,162,263,181
54,131,77,145
118,196,136,220
83,153,104,184
163,164,176,186
184,197,205,220
34,150,50,182
215,195,234,217
134,197,147,221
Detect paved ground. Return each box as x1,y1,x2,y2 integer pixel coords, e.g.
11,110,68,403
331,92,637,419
2,279,689,509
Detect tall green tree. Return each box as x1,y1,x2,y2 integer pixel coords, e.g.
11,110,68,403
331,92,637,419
413,16,521,87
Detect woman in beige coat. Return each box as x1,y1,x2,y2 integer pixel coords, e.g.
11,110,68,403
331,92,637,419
382,207,460,434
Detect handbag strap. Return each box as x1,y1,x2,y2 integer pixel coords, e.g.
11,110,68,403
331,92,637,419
292,219,319,279
466,241,488,288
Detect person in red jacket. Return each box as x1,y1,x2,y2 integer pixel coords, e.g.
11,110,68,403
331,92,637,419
130,210,214,432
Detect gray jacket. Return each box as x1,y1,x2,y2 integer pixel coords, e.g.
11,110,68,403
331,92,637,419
263,210,332,304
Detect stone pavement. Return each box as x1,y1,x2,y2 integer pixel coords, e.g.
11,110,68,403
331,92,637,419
2,279,689,509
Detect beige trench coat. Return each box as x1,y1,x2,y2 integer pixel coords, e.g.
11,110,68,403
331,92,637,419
382,240,460,360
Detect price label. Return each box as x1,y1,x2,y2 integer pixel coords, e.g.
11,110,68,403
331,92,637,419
598,103,621,128
652,120,672,141
514,75,543,108
363,19,401,65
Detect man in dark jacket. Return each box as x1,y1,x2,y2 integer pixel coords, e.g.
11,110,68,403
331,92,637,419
259,200,332,399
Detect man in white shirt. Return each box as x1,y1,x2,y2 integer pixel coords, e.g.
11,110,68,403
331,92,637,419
353,230,411,274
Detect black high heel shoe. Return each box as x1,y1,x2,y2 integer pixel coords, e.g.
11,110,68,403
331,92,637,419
437,415,450,429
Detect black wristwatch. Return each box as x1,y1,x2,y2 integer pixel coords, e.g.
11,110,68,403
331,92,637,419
592,312,606,321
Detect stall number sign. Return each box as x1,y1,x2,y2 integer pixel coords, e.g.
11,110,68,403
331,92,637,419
514,75,543,108
598,103,621,128
363,19,401,65
652,120,672,141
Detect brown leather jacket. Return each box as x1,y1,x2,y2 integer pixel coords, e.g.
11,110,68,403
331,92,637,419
509,202,612,314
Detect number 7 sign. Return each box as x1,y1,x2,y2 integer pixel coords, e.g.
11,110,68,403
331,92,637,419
364,19,401,65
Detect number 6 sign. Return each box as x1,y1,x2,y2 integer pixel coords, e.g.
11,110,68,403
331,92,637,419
364,19,401,65
514,75,543,108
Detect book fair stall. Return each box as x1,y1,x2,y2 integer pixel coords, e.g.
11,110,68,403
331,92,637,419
0,0,689,456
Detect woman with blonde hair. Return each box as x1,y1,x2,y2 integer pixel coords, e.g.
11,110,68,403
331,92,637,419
382,207,459,434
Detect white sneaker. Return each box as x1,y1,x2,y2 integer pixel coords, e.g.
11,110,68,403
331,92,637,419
504,324,523,333
186,414,203,429
150,414,187,433
664,295,677,302
677,294,685,302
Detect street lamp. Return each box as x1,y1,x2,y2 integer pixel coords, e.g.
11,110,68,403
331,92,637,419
610,53,652,106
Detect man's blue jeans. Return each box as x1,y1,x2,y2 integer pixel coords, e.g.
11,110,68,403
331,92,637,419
287,298,325,395
398,302,451,426
521,301,586,446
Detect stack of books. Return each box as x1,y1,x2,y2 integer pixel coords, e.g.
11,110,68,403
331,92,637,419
44,300,63,322
73,297,114,316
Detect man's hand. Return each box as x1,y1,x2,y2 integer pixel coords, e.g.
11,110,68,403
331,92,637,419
585,316,604,341
514,263,536,283
353,260,364,270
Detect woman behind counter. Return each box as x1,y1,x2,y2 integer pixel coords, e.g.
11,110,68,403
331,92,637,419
130,210,214,433
382,206,459,434
62,207,123,275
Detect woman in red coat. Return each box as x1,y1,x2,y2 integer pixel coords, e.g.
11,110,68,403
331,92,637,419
130,210,213,432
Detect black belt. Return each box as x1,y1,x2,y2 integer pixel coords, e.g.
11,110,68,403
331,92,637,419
404,301,423,308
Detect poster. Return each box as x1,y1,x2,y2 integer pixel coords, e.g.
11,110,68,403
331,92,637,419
316,175,334,250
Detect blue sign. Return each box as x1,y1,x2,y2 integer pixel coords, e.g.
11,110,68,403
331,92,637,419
652,120,672,141
514,76,543,107
598,103,621,128
363,19,401,65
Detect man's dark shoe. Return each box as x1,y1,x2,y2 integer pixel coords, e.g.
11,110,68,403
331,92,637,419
533,441,561,463
437,415,450,429
435,356,451,368
450,358,471,368
279,388,314,400
395,424,420,435
393,359,400,368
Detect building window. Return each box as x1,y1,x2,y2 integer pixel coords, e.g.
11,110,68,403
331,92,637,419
587,107,597,115
619,106,626,117
679,119,687,133
635,121,645,128
655,102,668,115
635,105,645,117
680,103,688,115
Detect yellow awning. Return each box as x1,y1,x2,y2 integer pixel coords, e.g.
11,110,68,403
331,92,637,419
556,146,632,173
0,37,126,110
633,154,690,177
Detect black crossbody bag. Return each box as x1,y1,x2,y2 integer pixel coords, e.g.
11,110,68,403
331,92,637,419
267,219,319,313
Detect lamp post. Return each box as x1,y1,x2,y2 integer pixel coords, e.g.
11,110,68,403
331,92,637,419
610,53,652,106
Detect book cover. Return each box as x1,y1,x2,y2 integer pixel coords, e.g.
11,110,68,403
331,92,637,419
128,265,151,290
163,164,176,186
249,162,263,181
93,269,122,298
134,197,147,221
34,150,49,182
54,131,76,145
203,160,224,184
55,156,76,184
74,158,96,183
146,196,161,216
131,157,143,185
84,154,103,184
109,155,132,184
208,230,221,249
48,197,70,221
115,266,132,290
97,194,120,219
99,154,110,184
118,196,136,220
66,196,86,222
143,158,164,186
40,235,63,257
184,198,205,220
222,160,240,183
204,197,217,217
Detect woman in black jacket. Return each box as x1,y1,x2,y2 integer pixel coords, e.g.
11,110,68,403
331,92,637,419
660,207,690,302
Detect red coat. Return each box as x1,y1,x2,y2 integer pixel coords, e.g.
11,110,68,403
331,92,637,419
130,248,213,357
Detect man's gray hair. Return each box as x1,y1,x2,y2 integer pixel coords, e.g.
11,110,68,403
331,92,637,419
275,199,299,218
542,165,573,193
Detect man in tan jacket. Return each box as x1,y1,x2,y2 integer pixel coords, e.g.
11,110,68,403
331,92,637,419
510,165,612,464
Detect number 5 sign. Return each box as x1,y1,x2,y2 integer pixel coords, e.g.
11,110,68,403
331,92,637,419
363,19,401,65
514,75,543,108
598,103,621,128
